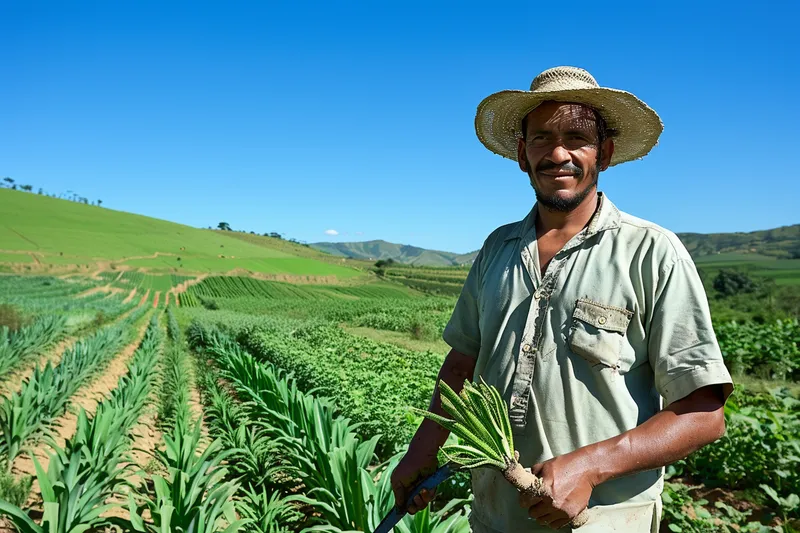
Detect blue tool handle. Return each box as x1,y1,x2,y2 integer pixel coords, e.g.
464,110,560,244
401,463,454,511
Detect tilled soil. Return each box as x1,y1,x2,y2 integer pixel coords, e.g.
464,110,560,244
0,336,76,397
13,314,153,496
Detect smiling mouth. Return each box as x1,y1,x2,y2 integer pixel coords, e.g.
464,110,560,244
538,172,577,179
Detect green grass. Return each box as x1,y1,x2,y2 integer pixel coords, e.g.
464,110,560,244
696,256,800,287
124,255,360,277
0,189,361,279
694,252,779,264
0,252,33,263
342,325,451,354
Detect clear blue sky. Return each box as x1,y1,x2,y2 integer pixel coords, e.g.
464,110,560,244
2,1,798,254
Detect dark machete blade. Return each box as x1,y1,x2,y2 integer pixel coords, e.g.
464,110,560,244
372,463,456,533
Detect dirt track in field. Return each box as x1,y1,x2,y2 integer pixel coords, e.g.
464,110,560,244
76,284,125,298
0,302,146,400
0,336,77,397
123,287,138,303
152,291,160,308
139,289,150,306
13,314,152,479
102,391,163,520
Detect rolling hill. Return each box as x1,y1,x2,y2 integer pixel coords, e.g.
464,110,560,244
0,188,361,280
678,225,800,259
310,240,479,267
313,225,800,266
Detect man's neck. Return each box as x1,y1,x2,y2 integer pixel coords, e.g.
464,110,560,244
535,189,600,237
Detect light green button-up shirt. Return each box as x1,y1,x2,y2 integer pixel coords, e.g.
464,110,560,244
442,193,733,533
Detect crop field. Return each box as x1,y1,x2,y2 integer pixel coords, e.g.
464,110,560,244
695,254,800,286
0,262,799,532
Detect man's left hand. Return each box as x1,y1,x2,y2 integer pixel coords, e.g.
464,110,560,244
518,449,598,530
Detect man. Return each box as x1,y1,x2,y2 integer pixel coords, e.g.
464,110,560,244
391,66,734,532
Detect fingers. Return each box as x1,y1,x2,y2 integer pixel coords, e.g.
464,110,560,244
550,517,571,529
528,507,567,529
407,488,436,514
521,496,570,530
527,500,553,520
518,491,543,509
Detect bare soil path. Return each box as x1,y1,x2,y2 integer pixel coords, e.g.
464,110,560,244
102,394,162,520
0,336,77,397
170,274,205,296
139,289,151,306
0,301,146,399
13,314,152,479
152,291,160,308
76,284,124,298
123,288,138,303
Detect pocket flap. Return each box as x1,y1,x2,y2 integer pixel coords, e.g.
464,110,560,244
572,299,632,334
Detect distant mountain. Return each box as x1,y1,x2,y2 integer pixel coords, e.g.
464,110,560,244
677,224,800,260
310,240,479,267
312,224,800,266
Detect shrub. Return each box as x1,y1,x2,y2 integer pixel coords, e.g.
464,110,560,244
0,304,26,332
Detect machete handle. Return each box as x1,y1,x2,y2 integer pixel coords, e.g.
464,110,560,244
399,463,454,511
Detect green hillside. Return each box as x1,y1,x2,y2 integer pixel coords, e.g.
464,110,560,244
310,239,479,267
0,189,360,279
678,225,800,259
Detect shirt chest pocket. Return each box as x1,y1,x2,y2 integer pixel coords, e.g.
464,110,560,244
568,298,633,370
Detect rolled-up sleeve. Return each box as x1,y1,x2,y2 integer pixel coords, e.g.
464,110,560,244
648,258,734,405
442,249,483,358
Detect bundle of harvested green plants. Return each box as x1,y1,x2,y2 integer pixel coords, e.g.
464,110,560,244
413,378,590,528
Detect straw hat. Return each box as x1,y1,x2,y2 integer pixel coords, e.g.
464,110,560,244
475,66,663,166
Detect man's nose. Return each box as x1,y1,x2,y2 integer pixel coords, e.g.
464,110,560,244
543,144,571,165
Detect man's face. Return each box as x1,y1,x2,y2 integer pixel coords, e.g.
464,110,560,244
517,101,613,212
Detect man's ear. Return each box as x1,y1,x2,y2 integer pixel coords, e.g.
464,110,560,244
599,139,615,171
517,138,528,172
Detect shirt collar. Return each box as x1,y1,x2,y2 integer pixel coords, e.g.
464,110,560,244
503,191,621,244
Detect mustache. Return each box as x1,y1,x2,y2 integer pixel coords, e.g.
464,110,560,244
535,161,584,176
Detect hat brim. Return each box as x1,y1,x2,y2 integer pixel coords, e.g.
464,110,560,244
475,87,663,166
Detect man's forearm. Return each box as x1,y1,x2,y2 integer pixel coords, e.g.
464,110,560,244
582,385,727,486
408,349,477,456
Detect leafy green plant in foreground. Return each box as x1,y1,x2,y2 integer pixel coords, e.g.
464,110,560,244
128,419,246,533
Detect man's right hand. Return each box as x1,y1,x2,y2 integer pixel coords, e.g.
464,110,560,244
390,449,440,514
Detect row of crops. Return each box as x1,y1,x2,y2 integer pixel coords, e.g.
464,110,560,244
110,271,195,292
184,275,416,302
0,313,162,531
0,303,151,469
0,276,142,381
186,310,444,457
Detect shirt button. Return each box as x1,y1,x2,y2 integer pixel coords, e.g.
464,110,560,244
522,344,532,353
598,316,607,325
